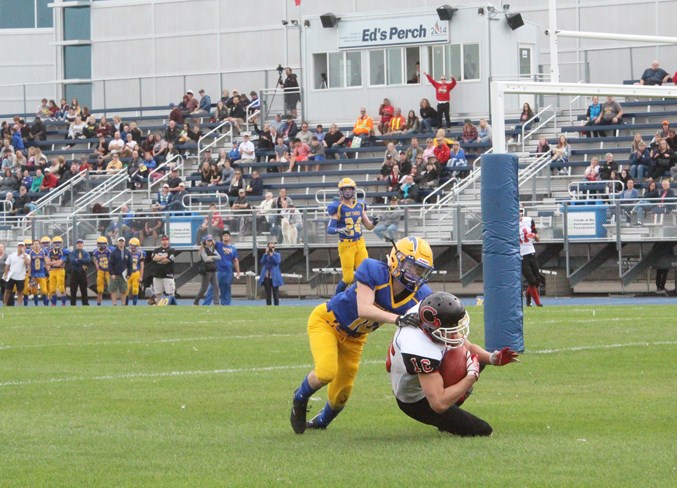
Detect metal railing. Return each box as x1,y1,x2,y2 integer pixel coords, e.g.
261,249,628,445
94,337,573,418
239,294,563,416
198,120,233,163
184,192,230,211
521,105,557,152
314,188,366,206
245,108,261,135
25,171,88,217
72,170,129,215
568,179,624,199
147,153,184,199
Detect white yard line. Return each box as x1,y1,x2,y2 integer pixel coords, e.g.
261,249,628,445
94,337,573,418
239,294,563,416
1,341,676,388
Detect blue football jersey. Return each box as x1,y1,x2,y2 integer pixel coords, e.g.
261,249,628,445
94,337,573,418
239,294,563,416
93,248,112,271
48,247,69,268
326,258,432,337
29,249,48,278
131,250,145,271
327,199,368,241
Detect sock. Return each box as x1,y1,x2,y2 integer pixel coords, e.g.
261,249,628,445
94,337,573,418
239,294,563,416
42,295,48,306
97,302,101,306
168,295,177,305
335,280,348,295
313,402,343,428
125,296,129,306
51,295,57,306
529,285,542,306
33,296,38,306
132,295,138,305
61,296,66,306
24,296,29,306
294,376,320,403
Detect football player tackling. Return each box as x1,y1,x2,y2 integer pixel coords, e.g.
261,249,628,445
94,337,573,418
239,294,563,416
290,236,433,434
388,292,519,436
327,178,378,295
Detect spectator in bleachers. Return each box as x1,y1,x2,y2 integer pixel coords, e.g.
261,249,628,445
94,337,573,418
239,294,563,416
308,136,326,171
26,117,46,147
315,124,325,143
83,115,97,139
281,114,299,143
403,110,420,134
35,98,49,118
433,134,451,167
106,152,123,173
47,100,58,119
2,191,14,214
584,156,601,182
630,141,651,181
93,135,109,159
385,163,400,194
383,141,398,163
397,151,411,177
551,135,570,175
632,180,659,224
218,157,234,185
11,125,24,152
421,137,435,163
666,129,677,152
228,169,246,197
225,96,246,135
659,120,670,138
1,149,14,171
246,169,263,196
289,138,310,172
238,132,256,163
64,106,77,123
388,108,406,134
476,119,492,143
108,131,125,154
353,107,374,142
373,196,402,241
93,154,106,171
378,153,395,183
150,134,165,160
122,133,138,157
168,182,188,211
40,168,58,191
649,130,663,154
447,141,467,178
425,72,456,129
631,132,645,153
127,151,145,189
461,119,478,144
420,160,440,190
231,188,251,234
419,98,437,133
639,60,670,86
21,169,32,190
595,96,624,137
129,122,143,144
25,147,37,169
82,106,92,121
323,124,346,159
29,168,44,192
194,89,212,114
154,183,172,211
297,122,313,145
57,98,69,119
258,191,276,232
169,103,183,125
271,113,285,135
0,168,19,194
650,139,674,179
185,90,199,113
398,174,420,204
253,122,274,156
11,185,31,216
599,153,618,180
404,137,423,168
164,120,181,146
583,96,603,138
514,102,535,140
280,67,300,119
619,169,631,188
70,98,82,117
166,167,182,192
188,123,203,143
377,98,395,135
61,162,79,187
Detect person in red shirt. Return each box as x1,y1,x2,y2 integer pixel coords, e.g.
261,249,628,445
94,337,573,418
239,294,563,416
433,136,451,166
424,72,457,129
388,108,407,134
377,98,395,135
40,168,59,191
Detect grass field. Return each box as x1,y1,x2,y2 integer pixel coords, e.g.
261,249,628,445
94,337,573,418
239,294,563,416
0,304,675,487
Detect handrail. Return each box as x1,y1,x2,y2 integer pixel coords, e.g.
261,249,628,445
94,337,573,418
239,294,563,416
184,192,229,210
421,177,457,211
518,152,552,187
568,179,625,199
72,170,128,215
567,80,587,125
0,199,11,226
147,153,184,199
314,188,366,206
198,119,233,162
521,105,557,152
26,171,88,216
245,108,260,135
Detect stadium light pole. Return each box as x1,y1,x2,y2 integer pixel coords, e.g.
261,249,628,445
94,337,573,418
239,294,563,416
547,0,560,83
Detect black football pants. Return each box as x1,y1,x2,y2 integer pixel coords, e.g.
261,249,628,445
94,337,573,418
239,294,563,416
396,397,492,437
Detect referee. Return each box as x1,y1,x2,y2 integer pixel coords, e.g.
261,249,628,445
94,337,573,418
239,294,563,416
519,206,542,307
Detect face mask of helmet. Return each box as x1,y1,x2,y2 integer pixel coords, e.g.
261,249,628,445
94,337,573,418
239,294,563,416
340,187,355,200
422,310,470,348
395,252,433,291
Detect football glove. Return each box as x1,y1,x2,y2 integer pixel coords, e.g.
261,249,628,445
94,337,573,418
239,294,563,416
395,313,420,328
466,351,480,380
370,215,380,225
337,227,352,237
490,347,520,366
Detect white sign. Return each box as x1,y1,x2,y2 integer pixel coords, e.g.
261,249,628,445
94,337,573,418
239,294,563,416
338,15,449,49
168,221,193,245
567,211,597,237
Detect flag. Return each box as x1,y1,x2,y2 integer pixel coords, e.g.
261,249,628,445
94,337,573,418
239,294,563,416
295,0,301,6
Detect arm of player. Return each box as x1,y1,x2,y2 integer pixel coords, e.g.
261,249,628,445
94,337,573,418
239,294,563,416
356,281,401,325
419,368,477,413
326,215,340,234
361,211,377,230
464,339,493,365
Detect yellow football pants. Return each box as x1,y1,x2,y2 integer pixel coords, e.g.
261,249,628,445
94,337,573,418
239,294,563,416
49,268,66,296
97,270,110,294
26,277,48,296
127,271,141,296
337,238,368,285
307,303,367,410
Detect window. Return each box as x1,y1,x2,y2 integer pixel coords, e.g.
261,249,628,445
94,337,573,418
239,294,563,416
430,43,480,81
313,52,361,89
0,0,53,29
369,47,420,86
64,45,91,79
63,6,90,41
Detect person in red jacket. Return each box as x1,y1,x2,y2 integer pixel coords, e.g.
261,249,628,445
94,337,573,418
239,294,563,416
40,168,59,191
424,72,457,129
377,98,395,135
433,135,451,166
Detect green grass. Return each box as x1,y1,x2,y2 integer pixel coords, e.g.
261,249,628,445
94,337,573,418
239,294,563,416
0,305,676,487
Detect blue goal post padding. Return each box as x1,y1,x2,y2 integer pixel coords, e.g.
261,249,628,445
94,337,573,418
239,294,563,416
481,153,524,352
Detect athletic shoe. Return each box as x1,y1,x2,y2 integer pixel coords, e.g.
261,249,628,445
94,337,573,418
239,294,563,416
290,389,308,434
524,291,532,307
306,414,326,430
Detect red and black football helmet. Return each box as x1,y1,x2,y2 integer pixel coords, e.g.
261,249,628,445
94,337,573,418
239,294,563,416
418,292,469,348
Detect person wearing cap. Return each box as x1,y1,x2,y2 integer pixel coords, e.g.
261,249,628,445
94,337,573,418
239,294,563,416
152,235,177,305
155,183,172,211
40,166,59,191
202,231,241,306
109,237,133,306
3,241,31,306
185,90,199,112
424,71,457,129
238,133,256,163
67,239,91,306
166,167,183,192
167,182,188,211
231,187,251,234
193,234,221,306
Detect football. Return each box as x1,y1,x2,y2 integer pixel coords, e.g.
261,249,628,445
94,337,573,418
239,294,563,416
438,345,468,387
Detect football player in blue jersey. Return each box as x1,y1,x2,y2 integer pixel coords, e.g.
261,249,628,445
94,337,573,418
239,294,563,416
26,239,50,306
290,236,434,434
327,178,378,295
47,235,69,306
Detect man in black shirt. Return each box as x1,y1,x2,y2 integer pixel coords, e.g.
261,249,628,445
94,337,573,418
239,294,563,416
151,235,176,305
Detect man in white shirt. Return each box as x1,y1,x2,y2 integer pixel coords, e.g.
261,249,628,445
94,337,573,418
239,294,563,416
3,241,31,306
238,132,256,162
108,131,125,153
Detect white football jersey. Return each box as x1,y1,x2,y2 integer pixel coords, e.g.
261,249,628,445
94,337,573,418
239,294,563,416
519,216,537,256
388,304,447,403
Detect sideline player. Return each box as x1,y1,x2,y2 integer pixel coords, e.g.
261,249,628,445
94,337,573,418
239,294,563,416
40,236,52,298
519,206,542,307
126,237,145,305
93,236,112,306
152,235,177,305
47,236,69,306
26,239,49,306
290,236,434,434
388,291,519,437
327,177,377,294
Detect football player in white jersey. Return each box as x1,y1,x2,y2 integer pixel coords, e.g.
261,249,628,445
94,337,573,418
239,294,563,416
519,206,542,306
387,292,519,436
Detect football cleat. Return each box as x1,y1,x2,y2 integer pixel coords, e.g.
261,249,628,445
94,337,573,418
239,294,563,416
306,415,327,430
290,390,309,434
